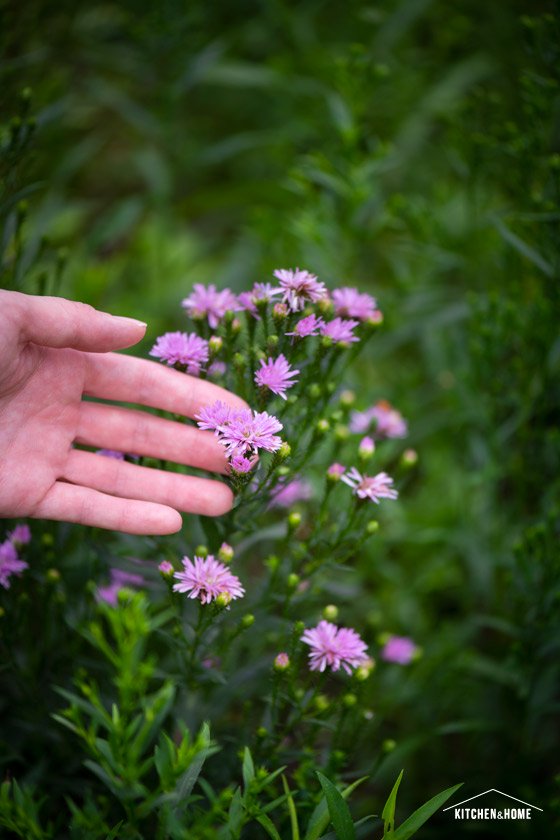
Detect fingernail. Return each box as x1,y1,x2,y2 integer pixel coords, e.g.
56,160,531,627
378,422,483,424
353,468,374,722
115,316,147,328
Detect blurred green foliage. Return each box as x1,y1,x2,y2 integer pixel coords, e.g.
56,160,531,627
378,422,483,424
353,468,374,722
1,0,559,837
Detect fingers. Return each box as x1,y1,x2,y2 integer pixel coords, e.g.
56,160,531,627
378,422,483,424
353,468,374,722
4,290,147,352
32,482,182,535
62,450,234,517
76,402,229,473
84,353,247,419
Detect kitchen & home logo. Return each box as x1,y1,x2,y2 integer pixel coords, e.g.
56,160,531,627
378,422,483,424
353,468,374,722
443,789,543,822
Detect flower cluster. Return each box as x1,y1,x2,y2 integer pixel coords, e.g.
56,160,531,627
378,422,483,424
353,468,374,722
0,524,30,589
197,401,283,463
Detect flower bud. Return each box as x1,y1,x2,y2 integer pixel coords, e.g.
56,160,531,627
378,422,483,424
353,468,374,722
334,424,349,441
277,442,291,461
241,614,255,629
209,335,223,356
233,352,246,371
401,448,418,468
355,658,376,681
267,334,279,353
41,533,54,547
342,693,357,708
315,418,330,435
215,592,233,609
278,465,290,477
158,560,174,576
309,383,322,400
293,620,305,636
367,310,383,327
327,463,345,482
46,568,60,583
218,542,234,563
322,604,338,621
288,512,302,530
232,318,242,335
272,302,288,322
366,520,379,535
317,298,334,316
265,554,280,572
195,545,209,558
359,436,375,461
382,738,397,753
339,389,356,407
314,694,329,712
287,572,300,590
274,652,290,672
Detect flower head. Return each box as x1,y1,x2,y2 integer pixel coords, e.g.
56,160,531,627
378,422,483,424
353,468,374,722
239,283,282,317
254,354,299,400
182,284,241,328
332,287,379,321
158,560,174,575
196,401,283,457
350,400,407,438
150,331,209,375
301,620,369,674
269,478,313,508
229,452,258,474
173,555,244,604
286,313,324,338
381,635,418,665
8,524,31,546
0,540,28,589
320,317,360,344
341,468,398,503
273,268,328,311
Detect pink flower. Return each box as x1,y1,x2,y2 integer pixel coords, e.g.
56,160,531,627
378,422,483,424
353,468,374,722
301,620,369,674
173,555,244,604
350,401,407,438
229,453,258,474
332,287,379,321
208,361,227,379
274,652,290,671
269,478,313,508
286,314,324,338
196,401,283,457
0,540,28,589
327,462,346,478
273,268,328,311
320,317,360,344
96,568,144,606
381,636,418,665
254,354,299,400
8,524,31,545
182,284,241,328
239,283,282,317
341,468,398,503
150,331,209,375
359,436,375,457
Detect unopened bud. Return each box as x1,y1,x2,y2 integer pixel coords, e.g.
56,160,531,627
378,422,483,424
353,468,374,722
367,310,384,327
309,383,322,399
272,302,288,321
277,442,291,461
215,592,233,609
293,620,305,636
317,298,334,316
342,693,357,708
359,436,375,461
383,738,397,753
355,657,376,681
401,448,418,468
339,389,356,407
366,520,379,535
257,726,268,738
195,545,209,558
241,614,255,628
314,694,329,712
158,560,174,576
315,419,330,435
46,568,60,583
287,573,300,590
209,335,223,355
288,511,302,530
233,352,246,370
273,652,290,672
323,604,338,621
334,424,349,441
265,554,280,571
267,334,279,353
278,465,290,477
327,462,346,481
218,542,234,563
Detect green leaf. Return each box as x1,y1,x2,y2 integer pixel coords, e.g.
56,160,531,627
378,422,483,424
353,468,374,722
105,822,124,840
316,773,356,840
256,813,282,840
304,776,367,840
172,722,212,814
392,783,463,840
382,770,404,836
282,775,300,840
242,747,255,791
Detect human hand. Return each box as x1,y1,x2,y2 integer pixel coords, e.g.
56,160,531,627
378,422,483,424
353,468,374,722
0,290,244,534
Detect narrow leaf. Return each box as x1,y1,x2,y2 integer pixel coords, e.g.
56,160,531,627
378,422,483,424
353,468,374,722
316,772,356,840
393,783,463,840
282,775,300,840
382,770,404,835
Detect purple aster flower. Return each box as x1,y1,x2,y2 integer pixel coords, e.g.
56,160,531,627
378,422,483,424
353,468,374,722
370,400,408,438
381,635,418,665
0,540,28,589
96,568,144,606
229,452,258,474
8,524,31,545
239,283,282,317
149,331,209,376
320,317,360,344
254,354,299,400
301,620,369,674
182,284,241,328
332,287,379,321
173,555,244,604
208,361,227,379
286,313,324,338
273,268,328,311
269,478,313,508
196,401,283,457
341,467,398,503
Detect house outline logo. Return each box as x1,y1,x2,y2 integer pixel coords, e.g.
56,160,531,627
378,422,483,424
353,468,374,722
443,789,543,822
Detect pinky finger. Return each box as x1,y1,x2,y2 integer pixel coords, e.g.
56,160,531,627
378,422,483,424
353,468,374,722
32,482,183,535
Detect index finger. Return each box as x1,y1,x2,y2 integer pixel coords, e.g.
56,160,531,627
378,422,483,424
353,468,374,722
84,352,247,418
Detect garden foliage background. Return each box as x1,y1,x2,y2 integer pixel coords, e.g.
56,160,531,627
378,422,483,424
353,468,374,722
1,0,559,837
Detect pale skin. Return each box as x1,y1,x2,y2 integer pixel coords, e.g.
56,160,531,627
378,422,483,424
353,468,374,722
0,290,245,535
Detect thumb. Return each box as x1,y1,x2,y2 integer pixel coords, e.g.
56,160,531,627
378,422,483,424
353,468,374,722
6,291,147,353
